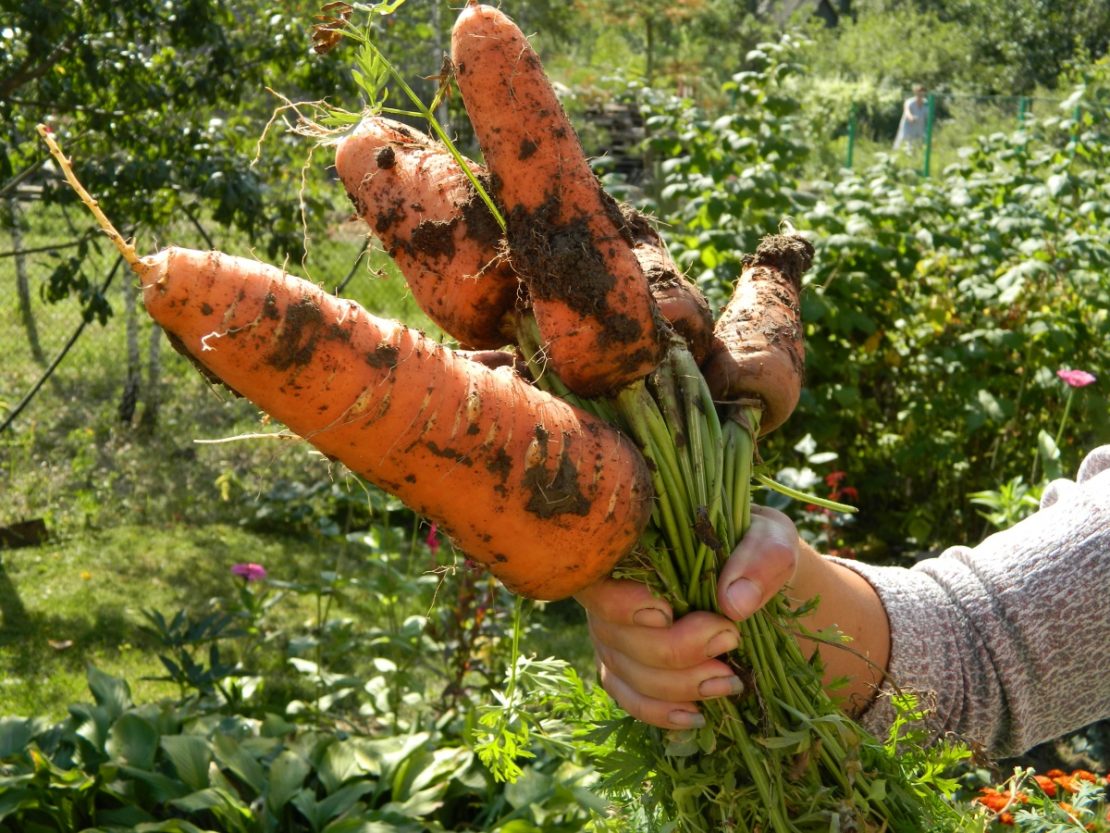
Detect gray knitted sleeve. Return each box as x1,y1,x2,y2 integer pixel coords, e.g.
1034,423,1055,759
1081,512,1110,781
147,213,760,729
828,446,1110,757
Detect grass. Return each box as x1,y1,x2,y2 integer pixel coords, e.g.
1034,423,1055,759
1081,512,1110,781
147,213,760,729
0,523,312,718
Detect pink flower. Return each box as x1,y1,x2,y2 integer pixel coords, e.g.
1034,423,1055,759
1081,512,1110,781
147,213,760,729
426,523,440,554
1057,368,1096,388
230,562,267,582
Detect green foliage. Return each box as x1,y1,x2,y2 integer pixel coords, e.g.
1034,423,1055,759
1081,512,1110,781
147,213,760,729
630,36,1110,549
811,6,977,92
968,476,1043,531
0,665,607,832
636,35,812,300
0,511,616,832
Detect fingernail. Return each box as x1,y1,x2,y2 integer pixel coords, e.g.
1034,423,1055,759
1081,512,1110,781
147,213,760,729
698,675,745,698
726,578,762,620
668,709,706,729
705,628,739,657
632,607,671,628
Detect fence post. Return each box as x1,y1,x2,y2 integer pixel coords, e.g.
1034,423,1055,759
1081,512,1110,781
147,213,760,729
922,93,936,177
1018,96,1030,125
1069,104,1082,159
845,102,857,169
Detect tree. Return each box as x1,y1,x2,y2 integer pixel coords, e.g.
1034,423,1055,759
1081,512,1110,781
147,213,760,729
863,0,1110,92
1,1,358,429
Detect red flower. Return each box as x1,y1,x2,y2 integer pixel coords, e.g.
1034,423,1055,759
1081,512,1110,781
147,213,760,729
1057,368,1097,388
426,522,441,554
825,471,847,488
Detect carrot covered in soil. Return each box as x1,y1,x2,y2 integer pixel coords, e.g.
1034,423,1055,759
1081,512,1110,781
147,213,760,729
701,233,813,434
451,2,665,397
622,205,714,365
139,248,652,599
334,116,518,350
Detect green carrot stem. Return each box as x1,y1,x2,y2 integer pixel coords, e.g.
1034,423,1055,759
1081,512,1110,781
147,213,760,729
718,698,796,833
638,388,695,512
651,365,698,513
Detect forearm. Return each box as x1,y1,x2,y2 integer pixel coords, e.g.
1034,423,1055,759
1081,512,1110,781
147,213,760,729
785,540,890,715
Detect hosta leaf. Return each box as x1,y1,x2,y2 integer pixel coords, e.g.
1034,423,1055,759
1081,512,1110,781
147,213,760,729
170,786,248,815
119,765,191,803
211,733,266,796
316,782,375,824
266,750,311,814
0,788,40,821
133,820,212,833
161,735,212,792
107,714,159,770
0,718,36,759
86,665,133,719
318,739,366,794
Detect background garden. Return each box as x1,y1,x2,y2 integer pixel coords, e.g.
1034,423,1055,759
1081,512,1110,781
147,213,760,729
1,0,1109,830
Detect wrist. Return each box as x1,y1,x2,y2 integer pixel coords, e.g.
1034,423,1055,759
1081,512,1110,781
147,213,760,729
786,540,891,715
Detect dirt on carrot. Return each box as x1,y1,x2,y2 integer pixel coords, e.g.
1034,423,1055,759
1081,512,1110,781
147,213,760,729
451,3,665,396
702,232,813,434
335,116,519,350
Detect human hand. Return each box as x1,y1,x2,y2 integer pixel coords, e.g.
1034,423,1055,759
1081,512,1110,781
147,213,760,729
574,505,801,729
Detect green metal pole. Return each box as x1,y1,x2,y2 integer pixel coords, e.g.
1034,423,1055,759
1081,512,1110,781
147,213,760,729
922,93,936,177
1018,96,1029,125
1069,104,1081,159
845,103,857,169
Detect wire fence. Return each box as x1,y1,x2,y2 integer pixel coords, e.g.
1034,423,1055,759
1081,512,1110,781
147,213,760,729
834,91,1073,175
1,239,133,435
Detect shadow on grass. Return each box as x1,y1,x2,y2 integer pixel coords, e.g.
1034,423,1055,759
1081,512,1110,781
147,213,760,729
0,560,29,630
0,601,150,681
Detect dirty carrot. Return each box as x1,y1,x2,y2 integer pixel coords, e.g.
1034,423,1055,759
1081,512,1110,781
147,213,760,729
622,204,714,365
141,248,652,600
334,115,519,350
451,2,664,397
701,232,813,434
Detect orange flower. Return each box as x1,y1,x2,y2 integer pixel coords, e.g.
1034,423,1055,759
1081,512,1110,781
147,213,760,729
1046,769,1067,778
1034,774,1058,797
975,787,1028,815
1072,769,1098,783
998,811,1015,825
1053,775,1080,794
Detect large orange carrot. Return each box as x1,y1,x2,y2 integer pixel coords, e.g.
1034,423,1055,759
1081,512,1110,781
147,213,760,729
140,247,653,600
451,3,664,397
701,233,813,434
334,116,518,350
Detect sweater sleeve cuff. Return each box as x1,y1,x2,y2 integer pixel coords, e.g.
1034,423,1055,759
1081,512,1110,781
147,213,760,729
824,555,970,743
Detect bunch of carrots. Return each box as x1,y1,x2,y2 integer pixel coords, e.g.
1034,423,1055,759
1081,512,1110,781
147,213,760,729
38,2,960,830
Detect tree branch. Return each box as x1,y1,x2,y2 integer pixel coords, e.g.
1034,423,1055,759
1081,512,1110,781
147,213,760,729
0,33,77,102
